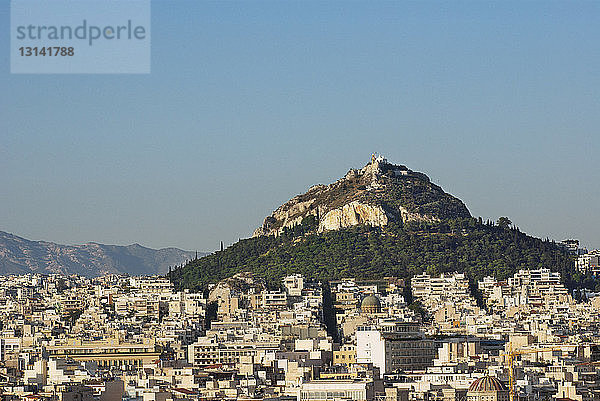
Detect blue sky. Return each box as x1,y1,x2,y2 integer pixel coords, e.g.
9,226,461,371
1,1,599,251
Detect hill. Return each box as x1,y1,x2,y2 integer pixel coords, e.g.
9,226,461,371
173,156,586,292
253,154,470,237
0,231,200,276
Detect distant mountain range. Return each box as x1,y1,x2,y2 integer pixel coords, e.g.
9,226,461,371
0,231,201,276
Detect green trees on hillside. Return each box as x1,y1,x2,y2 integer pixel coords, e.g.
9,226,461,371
497,217,512,229
172,217,582,292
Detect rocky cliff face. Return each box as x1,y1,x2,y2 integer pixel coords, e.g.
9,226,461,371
0,231,198,276
253,155,471,237
318,201,389,232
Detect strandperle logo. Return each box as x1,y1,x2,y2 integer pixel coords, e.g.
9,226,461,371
11,0,151,74
15,20,147,46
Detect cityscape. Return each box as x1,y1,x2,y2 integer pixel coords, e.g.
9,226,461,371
0,246,599,400
2,1,599,401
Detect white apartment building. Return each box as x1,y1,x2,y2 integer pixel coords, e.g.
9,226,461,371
129,276,173,293
283,274,304,297
187,336,280,366
262,291,288,308
576,250,600,274
299,379,374,401
0,337,21,361
479,269,570,312
508,268,561,287
356,321,436,373
412,273,469,302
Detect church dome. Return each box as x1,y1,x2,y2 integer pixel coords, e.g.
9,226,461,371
361,295,381,313
468,376,507,392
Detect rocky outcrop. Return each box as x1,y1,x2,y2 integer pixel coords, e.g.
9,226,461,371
318,201,390,232
208,272,265,303
253,198,318,237
253,154,471,237
398,206,440,224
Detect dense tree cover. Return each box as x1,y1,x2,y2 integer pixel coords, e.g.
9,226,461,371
497,217,512,229
172,217,590,293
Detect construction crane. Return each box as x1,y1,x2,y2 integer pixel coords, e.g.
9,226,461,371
506,345,564,401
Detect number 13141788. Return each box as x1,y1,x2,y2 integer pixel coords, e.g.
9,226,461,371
19,47,74,56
